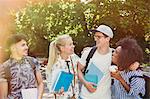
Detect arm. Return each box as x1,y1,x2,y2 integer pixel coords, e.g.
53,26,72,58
31,57,44,99
46,70,52,92
0,66,5,77
0,65,8,98
36,71,44,99
77,62,96,93
0,81,8,99
111,71,130,92
128,77,145,96
119,77,130,92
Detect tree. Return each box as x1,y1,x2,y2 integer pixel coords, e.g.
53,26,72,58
14,0,149,63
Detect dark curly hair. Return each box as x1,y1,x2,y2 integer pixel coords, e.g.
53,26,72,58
116,37,143,70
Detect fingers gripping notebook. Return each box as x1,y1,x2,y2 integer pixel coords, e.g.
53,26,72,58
52,71,74,92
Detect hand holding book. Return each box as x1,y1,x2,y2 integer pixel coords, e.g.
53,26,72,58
52,71,74,92
84,62,104,91
84,80,97,93
84,74,98,88
57,87,64,95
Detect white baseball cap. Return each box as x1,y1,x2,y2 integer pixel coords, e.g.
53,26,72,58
90,25,114,38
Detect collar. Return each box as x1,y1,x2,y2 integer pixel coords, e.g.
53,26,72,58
10,56,26,64
58,55,71,62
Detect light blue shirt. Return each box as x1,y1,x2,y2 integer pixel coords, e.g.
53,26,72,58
111,70,145,99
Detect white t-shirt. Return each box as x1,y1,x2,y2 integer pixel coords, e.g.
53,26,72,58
79,48,113,99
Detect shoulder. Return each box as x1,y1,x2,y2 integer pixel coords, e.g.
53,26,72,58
1,59,12,80
25,56,40,66
25,56,38,62
125,70,144,81
70,54,80,65
82,47,93,56
25,56,36,60
71,54,80,59
128,70,145,85
2,59,12,68
131,69,143,76
80,47,96,60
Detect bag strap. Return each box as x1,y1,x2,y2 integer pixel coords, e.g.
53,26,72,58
129,75,144,83
70,57,76,87
83,46,97,75
70,57,76,98
66,57,76,97
129,75,144,98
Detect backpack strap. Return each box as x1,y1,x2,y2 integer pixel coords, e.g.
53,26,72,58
129,75,144,98
129,75,144,83
83,46,97,75
66,57,76,98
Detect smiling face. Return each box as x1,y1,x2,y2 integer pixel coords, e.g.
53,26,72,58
94,32,110,48
60,38,75,56
11,39,28,57
112,46,122,65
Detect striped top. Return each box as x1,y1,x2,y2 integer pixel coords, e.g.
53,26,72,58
2,56,40,99
111,69,145,99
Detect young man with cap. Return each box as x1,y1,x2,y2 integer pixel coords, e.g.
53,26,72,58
78,25,114,99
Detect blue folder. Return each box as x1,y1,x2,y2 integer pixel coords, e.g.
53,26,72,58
84,62,104,85
84,74,98,87
52,71,74,92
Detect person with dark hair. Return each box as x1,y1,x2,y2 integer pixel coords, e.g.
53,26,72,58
0,34,44,99
111,37,145,99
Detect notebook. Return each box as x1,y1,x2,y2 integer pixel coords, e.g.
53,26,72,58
85,62,104,84
52,71,74,92
21,88,38,99
84,74,98,88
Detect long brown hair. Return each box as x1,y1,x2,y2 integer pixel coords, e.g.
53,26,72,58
116,37,143,70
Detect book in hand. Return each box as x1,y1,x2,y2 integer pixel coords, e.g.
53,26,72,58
52,71,74,92
85,62,104,84
84,74,98,88
21,88,38,99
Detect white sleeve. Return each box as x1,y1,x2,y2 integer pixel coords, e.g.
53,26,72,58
79,48,92,67
46,62,61,92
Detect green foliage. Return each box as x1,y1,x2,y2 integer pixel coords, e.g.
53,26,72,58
14,0,149,62
14,1,96,56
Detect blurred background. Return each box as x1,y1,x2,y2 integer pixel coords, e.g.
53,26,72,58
0,0,149,66
0,0,149,98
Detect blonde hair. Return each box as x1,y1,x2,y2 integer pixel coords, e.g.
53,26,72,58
46,34,72,72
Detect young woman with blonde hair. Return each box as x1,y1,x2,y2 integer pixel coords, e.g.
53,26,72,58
46,34,80,99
